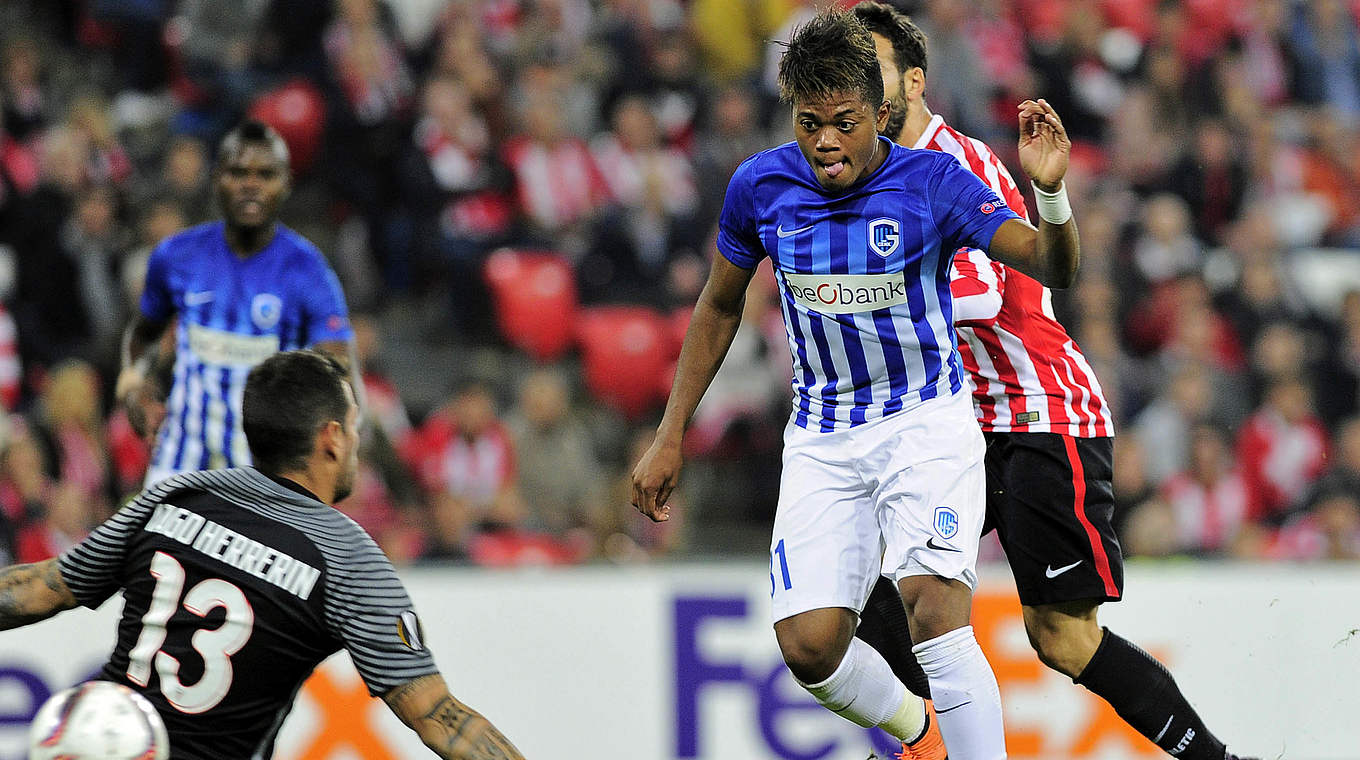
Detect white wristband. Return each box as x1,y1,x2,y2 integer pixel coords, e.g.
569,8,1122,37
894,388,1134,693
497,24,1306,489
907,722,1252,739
1031,181,1071,225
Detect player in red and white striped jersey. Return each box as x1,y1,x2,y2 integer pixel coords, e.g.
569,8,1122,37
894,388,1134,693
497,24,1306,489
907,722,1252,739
850,5,1257,760
921,125,1113,438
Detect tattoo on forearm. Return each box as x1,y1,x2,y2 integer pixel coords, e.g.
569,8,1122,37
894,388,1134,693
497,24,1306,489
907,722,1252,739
0,568,30,622
41,562,68,597
423,696,476,736
384,677,425,707
423,696,523,760
0,560,75,631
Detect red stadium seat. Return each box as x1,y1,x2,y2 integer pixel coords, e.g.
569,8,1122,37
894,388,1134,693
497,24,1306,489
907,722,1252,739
248,78,326,175
576,306,671,419
483,248,578,362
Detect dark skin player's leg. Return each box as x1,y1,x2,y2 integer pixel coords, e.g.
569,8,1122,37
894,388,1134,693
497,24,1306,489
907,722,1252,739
897,574,972,643
776,574,971,685
774,607,858,683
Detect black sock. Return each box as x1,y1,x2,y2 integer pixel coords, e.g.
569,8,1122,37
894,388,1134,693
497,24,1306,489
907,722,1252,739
1075,628,1227,760
854,576,932,699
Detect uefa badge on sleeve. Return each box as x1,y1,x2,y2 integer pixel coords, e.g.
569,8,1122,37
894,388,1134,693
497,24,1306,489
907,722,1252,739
397,610,426,652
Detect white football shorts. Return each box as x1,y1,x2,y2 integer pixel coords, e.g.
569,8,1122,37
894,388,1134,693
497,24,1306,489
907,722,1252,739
768,389,986,623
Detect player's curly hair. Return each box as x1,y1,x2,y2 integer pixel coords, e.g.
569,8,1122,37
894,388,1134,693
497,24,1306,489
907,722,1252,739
217,119,291,170
776,10,884,107
852,1,928,75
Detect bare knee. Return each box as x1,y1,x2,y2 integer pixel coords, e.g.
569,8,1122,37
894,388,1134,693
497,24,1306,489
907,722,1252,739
897,575,972,642
774,608,857,683
1022,601,1104,678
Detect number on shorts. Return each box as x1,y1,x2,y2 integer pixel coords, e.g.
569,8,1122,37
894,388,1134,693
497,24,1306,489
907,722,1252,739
770,539,792,594
126,551,255,714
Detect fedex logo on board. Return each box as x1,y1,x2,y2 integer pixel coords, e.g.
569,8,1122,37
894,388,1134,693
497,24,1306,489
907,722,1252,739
673,596,896,759
673,592,1164,760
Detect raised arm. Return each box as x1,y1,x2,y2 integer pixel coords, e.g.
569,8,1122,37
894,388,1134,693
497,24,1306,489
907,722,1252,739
0,559,78,631
983,99,1080,289
115,314,174,442
384,674,525,760
631,254,756,521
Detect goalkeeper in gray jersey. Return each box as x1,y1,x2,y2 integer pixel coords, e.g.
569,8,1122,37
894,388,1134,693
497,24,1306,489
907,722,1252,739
0,350,524,760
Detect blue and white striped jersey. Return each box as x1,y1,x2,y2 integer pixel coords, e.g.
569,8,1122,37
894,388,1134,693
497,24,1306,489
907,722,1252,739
141,222,353,484
717,137,1018,431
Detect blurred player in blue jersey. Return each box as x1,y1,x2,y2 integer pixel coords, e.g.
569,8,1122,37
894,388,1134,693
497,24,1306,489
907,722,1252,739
633,10,1080,760
116,121,360,487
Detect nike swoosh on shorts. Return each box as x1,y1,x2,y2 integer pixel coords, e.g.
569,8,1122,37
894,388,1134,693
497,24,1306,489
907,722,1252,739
1045,560,1082,578
926,537,962,552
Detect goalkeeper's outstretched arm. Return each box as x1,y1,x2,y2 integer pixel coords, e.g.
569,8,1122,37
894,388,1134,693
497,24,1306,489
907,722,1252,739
385,674,526,760
0,559,78,631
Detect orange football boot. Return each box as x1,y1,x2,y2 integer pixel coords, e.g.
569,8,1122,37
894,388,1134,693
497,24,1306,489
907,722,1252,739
895,699,947,760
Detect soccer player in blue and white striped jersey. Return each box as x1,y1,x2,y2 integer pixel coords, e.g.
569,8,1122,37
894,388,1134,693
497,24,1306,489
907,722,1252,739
116,122,359,487
634,10,1080,760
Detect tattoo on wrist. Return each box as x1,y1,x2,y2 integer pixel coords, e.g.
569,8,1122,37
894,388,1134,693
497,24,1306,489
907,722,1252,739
0,565,42,628
0,561,74,630
422,696,520,760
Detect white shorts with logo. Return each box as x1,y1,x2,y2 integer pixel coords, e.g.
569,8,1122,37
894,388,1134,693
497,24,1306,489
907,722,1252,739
768,389,986,623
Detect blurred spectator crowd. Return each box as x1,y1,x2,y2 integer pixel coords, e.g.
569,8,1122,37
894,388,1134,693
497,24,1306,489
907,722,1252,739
1,0,1359,568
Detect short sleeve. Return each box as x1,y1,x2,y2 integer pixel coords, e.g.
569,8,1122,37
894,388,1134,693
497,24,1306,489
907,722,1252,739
715,156,765,270
322,533,438,695
301,256,354,345
139,242,175,323
928,158,1019,254
58,492,160,607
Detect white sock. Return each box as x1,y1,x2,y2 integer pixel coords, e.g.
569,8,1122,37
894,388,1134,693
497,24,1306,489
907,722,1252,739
913,625,1007,760
795,637,927,741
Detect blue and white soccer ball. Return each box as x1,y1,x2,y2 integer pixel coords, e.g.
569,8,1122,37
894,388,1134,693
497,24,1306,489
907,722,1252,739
28,681,169,760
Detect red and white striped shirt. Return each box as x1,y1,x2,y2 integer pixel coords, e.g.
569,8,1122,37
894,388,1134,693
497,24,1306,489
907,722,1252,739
403,411,517,509
915,114,1114,437
1160,470,1251,553
503,135,610,233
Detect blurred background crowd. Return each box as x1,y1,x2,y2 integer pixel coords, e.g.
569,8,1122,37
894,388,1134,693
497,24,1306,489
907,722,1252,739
1,0,1359,569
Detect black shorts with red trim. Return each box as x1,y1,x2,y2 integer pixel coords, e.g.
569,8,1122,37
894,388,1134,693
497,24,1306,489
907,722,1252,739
983,431,1123,607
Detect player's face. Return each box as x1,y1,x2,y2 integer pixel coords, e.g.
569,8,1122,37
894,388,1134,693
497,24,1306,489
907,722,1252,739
793,92,891,192
333,385,360,503
872,33,909,143
215,143,290,231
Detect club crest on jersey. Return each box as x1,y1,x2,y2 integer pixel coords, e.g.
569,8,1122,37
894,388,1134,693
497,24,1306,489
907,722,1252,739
397,610,426,652
933,506,959,539
250,293,283,330
867,218,900,258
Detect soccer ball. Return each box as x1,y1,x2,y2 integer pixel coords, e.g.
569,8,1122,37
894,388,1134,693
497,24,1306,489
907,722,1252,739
28,681,169,760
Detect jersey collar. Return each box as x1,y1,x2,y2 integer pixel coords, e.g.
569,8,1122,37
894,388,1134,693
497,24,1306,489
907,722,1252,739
261,472,325,505
911,113,947,151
